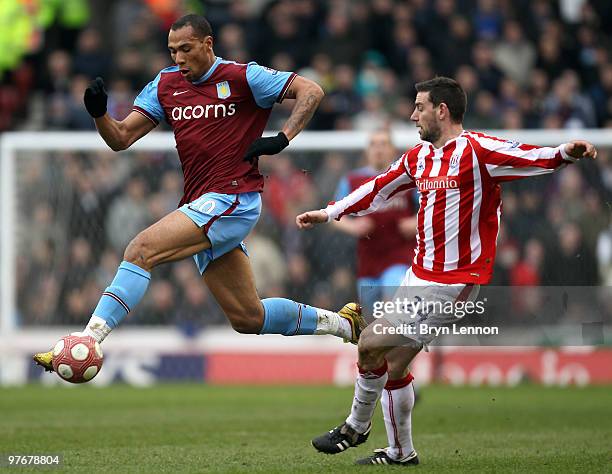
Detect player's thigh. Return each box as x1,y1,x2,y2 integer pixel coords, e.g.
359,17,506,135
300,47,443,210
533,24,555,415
202,247,263,324
125,210,211,268
186,192,261,275
388,268,480,348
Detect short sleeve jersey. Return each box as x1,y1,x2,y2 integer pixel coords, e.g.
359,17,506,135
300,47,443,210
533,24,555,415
133,57,296,205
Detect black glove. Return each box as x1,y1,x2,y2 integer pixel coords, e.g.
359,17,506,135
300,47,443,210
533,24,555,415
243,132,290,163
84,77,108,118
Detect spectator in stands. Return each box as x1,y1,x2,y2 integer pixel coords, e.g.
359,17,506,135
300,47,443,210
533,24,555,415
42,50,72,95
246,227,288,298
176,276,226,331
72,28,110,80
543,71,597,128
464,90,501,129
510,238,545,286
493,21,536,87
543,222,599,285
472,41,504,94
106,176,151,253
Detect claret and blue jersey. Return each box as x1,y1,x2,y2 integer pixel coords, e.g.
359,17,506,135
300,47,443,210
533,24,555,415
133,57,296,206
132,57,296,273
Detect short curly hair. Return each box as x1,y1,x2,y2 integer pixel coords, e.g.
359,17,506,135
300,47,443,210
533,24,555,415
170,14,213,38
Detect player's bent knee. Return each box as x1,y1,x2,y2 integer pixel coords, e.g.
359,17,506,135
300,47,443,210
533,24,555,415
123,233,156,270
357,329,386,363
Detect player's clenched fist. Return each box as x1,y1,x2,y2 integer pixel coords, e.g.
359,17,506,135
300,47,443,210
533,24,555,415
84,77,108,118
296,210,329,229
564,140,597,160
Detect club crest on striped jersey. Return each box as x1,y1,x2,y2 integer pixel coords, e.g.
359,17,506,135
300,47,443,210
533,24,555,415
216,81,231,99
449,152,461,169
416,156,425,172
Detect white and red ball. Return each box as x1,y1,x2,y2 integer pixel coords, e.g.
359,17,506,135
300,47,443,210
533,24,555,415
51,334,103,384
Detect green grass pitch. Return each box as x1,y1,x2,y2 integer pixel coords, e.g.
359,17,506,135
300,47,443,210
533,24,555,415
0,384,610,473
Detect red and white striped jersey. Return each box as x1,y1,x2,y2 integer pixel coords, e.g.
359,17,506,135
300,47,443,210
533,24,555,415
325,131,575,285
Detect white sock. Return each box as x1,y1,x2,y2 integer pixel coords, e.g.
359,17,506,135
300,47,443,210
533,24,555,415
345,362,389,433
381,374,416,461
83,315,112,343
313,308,352,339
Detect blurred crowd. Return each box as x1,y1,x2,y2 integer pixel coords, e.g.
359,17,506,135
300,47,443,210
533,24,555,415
2,0,612,131
16,145,611,328
3,0,611,327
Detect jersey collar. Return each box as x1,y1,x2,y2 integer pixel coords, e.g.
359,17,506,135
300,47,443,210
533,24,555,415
193,56,221,85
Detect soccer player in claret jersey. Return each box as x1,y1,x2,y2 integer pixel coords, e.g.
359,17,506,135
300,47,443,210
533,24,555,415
333,129,417,308
297,77,597,466
33,14,365,372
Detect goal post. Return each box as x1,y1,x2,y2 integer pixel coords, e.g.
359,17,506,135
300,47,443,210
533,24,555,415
2,128,612,334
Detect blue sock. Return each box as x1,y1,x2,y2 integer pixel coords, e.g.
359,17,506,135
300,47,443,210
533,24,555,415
92,261,151,329
260,298,318,335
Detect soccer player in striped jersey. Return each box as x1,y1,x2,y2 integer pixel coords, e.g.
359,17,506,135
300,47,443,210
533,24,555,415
33,14,365,373
297,77,597,465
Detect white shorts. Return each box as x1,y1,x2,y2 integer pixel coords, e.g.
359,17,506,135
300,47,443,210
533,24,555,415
383,268,480,347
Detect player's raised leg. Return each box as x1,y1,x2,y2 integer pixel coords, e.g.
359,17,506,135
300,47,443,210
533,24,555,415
202,247,364,341
33,210,211,370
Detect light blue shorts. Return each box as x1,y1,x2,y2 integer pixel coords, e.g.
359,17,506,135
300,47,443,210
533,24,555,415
178,191,261,274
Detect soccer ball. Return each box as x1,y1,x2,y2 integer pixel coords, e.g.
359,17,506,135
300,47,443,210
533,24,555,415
51,334,104,383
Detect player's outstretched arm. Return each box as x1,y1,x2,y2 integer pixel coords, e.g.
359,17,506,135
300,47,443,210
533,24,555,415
84,77,156,152
297,158,415,230
469,132,597,181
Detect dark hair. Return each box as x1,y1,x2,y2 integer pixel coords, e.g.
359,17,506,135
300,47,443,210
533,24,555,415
415,77,466,123
171,14,213,38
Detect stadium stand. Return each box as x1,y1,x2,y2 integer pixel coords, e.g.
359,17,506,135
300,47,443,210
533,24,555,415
2,0,610,327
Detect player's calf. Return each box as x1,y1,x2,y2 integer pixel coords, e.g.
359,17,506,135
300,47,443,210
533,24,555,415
357,318,419,371
225,304,265,334
258,299,364,341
